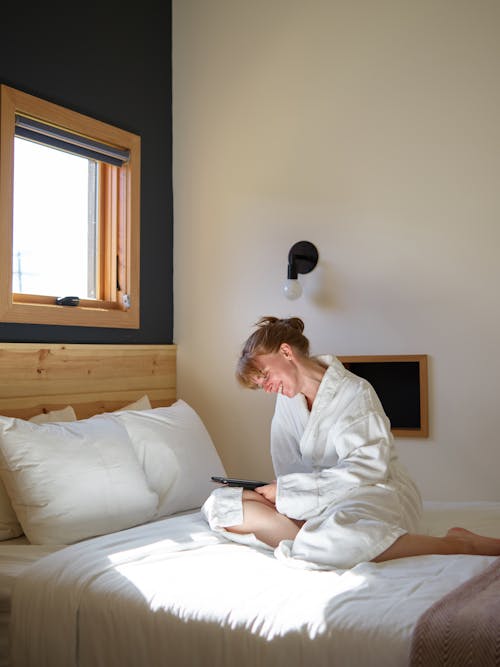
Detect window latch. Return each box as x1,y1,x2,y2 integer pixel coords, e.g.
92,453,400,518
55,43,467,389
55,296,80,307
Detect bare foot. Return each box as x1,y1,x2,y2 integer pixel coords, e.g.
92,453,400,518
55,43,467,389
446,526,500,556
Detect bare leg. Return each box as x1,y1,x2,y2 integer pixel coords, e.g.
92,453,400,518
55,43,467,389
226,491,302,548
373,527,500,563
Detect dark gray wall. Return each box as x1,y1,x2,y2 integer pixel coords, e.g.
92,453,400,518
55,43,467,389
0,1,173,343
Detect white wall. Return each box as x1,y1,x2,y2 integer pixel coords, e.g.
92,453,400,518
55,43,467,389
172,0,500,501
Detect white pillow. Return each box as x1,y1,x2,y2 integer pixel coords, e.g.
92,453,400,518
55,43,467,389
27,399,149,425
28,405,77,424
0,406,78,541
0,397,153,542
0,484,22,541
121,395,152,411
115,400,226,517
0,415,159,545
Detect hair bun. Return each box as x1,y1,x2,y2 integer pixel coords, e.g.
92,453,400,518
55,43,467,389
283,317,304,333
255,316,304,333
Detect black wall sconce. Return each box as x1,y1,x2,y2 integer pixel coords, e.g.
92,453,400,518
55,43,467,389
283,241,319,300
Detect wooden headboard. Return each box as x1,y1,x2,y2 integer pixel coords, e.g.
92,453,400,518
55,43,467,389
0,343,176,420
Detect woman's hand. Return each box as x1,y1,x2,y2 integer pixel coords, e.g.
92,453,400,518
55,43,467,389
242,488,274,507
255,480,277,504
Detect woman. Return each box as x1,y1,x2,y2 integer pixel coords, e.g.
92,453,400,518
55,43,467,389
202,316,500,570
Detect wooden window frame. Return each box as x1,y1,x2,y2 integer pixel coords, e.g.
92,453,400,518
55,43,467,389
339,354,429,438
0,84,140,328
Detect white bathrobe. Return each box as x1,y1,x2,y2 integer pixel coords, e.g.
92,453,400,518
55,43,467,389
202,355,422,570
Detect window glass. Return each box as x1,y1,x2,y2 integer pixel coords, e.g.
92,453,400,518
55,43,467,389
13,137,97,298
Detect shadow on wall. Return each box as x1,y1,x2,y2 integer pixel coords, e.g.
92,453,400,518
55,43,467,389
308,262,337,310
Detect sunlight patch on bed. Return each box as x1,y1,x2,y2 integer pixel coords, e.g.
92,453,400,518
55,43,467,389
108,543,366,640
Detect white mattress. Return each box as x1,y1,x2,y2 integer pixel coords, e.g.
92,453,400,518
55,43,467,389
4,501,500,667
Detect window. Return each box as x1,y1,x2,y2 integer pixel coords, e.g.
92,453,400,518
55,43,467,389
0,85,140,328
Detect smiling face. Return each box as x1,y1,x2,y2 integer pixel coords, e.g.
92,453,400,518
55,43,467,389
252,344,302,398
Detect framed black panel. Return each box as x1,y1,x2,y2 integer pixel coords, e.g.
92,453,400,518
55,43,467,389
339,355,429,438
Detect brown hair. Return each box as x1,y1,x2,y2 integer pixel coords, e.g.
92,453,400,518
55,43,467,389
236,316,310,389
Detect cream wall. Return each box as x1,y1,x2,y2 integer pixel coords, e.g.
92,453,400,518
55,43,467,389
172,0,500,501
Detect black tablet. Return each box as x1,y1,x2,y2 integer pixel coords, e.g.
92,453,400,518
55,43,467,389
211,476,268,491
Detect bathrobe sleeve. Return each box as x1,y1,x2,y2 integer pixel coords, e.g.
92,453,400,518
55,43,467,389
274,371,396,521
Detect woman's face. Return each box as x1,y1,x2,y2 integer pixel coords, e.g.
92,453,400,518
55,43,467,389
252,344,301,397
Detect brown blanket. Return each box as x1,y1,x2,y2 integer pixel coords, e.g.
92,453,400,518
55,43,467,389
410,557,500,666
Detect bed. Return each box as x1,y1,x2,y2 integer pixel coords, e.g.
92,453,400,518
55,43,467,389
0,343,498,667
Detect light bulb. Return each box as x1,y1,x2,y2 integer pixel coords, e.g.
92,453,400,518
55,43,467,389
283,278,302,300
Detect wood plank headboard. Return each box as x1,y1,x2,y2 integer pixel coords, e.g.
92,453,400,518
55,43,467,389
0,343,176,420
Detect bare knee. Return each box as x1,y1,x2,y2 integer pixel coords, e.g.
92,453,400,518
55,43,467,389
226,499,301,548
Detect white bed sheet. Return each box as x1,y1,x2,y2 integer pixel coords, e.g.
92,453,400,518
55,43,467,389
6,501,500,667
0,539,62,667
